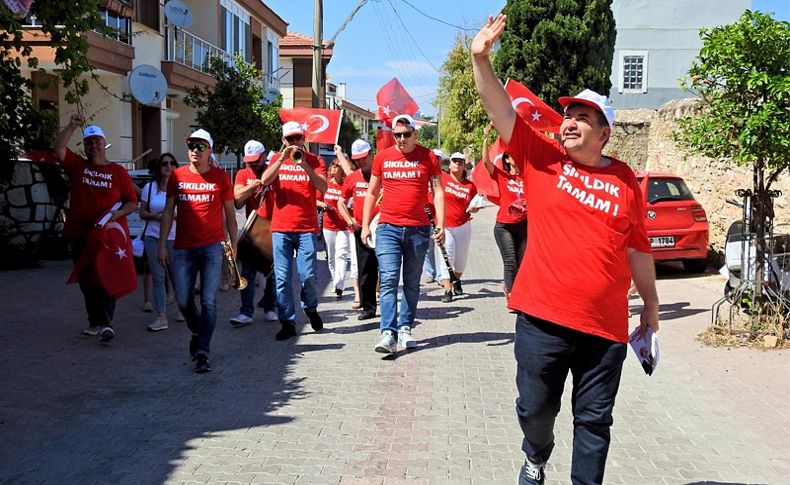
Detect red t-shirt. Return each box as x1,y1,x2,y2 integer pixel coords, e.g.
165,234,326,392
268,151,326,233
505,116,651,343
442,172,478,228
167,165,233,249
492,166,527,224
340,169,378,224
323,179,348,231
61,149,137,240
234,167,274,220
371,144,441,226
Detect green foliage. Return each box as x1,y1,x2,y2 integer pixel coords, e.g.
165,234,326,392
674,11,790,175
185,55,282,162
436,33,490,156
336,113,361,154
417,122,437,150
0,1,103,183
493,0,616,111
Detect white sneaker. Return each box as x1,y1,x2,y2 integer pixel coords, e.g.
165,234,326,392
264,310,278,321
397,326,417,349
175,311,185,322
143,301,153,313
147,318,168,332
374,330,397,354
230,313,253,327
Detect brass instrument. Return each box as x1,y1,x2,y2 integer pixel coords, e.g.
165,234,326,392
222,239,247,290
292,147,304,164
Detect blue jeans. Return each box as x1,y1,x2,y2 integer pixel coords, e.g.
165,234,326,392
172,243,223,357
423,239,436,279
514,313,626,484
144,236,174,315
374,223,430,333
240,261,276,317
272,232,319,323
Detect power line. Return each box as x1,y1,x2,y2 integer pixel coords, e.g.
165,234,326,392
385,0,440,73
398,0,477,32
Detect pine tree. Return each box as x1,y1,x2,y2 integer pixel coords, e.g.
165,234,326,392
493,0,616,110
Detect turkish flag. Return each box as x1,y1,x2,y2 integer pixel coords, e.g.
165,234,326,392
376,78,418,125
504,79,563,133
471,137,507,205
279,108,343,144
376,127,396,151
68,222,137,298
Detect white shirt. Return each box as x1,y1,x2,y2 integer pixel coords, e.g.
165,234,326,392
141,181,176,240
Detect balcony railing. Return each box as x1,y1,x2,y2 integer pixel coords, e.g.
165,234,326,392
166,26,232,74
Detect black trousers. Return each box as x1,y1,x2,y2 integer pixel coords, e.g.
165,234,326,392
353,229,378,313
493,220,527,294
71,239,117,328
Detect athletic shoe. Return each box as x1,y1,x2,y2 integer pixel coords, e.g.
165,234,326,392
335,288,343,299
424,276,435,284
229,313,253,327
143,301,153,313
264,310,278,322
99,326,115,343
517,458,545,485
81,326,101,337
276,321,297,341
358,309,376,320
194,354,211,373
452,279,463,295
305,310,323,331
374,330,396,354
175,311,185,322
441,290,453,303
397,326,417,349
147,318,168,332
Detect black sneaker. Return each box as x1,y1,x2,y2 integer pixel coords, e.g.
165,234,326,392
335,288,343,299
98,326,115,343
441,290,453,303
517,458,545,485
357,309,376,320
276,321,297,340
306,310,323,331
452,279,463,295
194,354,211,373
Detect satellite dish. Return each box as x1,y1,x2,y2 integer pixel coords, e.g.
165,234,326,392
128,64,168,106
164,0,193,28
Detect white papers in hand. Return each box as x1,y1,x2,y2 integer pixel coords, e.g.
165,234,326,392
629,326,659,376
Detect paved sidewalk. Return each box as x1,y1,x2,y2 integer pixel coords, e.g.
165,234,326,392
0,205,787,484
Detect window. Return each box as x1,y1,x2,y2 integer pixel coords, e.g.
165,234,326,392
220,0,251,61
100,9,132,44
619,51,648,93
134,0,159,31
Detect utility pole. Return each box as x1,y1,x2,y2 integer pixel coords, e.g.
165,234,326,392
312,0,323,109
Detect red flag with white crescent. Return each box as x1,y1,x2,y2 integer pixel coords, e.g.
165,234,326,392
279,108,343,144
68,222,137,298
376,78,418,125
504,79,563,133
471,137,507,205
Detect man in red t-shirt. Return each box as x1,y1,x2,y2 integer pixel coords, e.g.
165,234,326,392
229,140,277,327
54,114,138,343
361,115,446,354
159,129,237,373
337,139,379,320
261,121,328,341
472,15,659,485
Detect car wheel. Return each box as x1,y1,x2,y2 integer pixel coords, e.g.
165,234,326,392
683,258,708,273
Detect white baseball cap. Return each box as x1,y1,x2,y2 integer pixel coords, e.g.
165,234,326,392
282,121,305,137
243,140,266,162
186,128,213,148
558,89,615,127
82,125,106,141
450,152,466,161
350,139,371,160
391,114,416,129
432,149,447,161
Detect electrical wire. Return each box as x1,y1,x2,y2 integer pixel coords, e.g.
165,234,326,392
398,0,478,32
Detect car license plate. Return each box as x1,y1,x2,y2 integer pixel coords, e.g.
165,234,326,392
650,236,675,248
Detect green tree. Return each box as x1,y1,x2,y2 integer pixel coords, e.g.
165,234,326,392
417,121,438,150
336,113,361,154
675,11,790,309
493,0,616,111
0,1,104,183
185,55,282,166
436,33,489,156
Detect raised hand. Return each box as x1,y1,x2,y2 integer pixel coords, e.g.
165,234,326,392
471,14,507,58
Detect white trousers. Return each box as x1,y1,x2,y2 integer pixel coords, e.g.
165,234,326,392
435,221,472,281
323,229,358,290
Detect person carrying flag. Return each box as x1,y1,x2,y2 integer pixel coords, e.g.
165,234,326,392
54,114,138,343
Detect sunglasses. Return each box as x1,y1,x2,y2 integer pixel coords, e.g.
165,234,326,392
160,160,178,167
187,142,209,153
393,132,412,139
285,134,304,143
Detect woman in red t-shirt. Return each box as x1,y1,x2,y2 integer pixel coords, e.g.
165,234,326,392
318,158,360,303
482,123,527,301
436,153,479,303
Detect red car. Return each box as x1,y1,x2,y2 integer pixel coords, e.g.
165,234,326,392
635,171,709,273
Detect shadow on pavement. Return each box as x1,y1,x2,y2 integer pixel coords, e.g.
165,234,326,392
630,301,708,321
379,331,514,360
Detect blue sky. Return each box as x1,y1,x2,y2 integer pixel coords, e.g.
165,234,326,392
266,0,506,116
